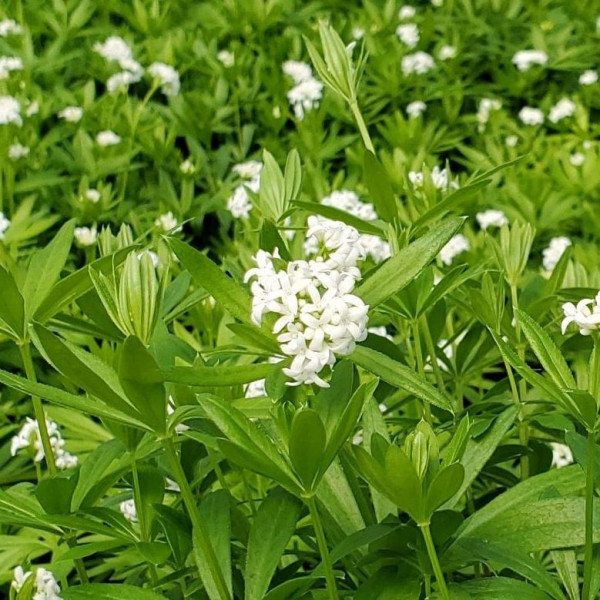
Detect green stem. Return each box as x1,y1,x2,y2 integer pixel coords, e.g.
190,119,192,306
412,321,431,423
583,429,596,600
65,535,89,584
19,343,56,476
163,437,231,600
420,523,450,600
349,100,375,154
306,496,339,600
420,317,445,393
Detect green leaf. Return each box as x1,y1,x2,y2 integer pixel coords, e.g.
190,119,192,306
36,474,78,514
260,220,291,261
283,149,302,207
351,345,453,413
425,463,464,516
22,219,75,320
516,308,576,389
0,265,25,339
118,336,166,433
356,217,464,307
355,567,420,599
60,584,164,599
438,577,552,600
364,151,397,222
289,409,326,491
258,150,286,221
245,488,303,600
161,362,280,387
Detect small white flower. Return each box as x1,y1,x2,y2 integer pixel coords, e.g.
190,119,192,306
217,50,234,67
155,211,182,232
518,106,544,125
579,70,598,85
0,19,22,37
106,70,141,93
148,62,180,96
570,152,585,166
227,186,252,219
409,166,458,190
548,98,576,123
8,142,29,160
59,105,83,122
233,160,263,180
26,101,39,116
438,45,457,60
477,98,501,126
119,498,138,522
94,36,134,67
561,293,600,335
96,130,121,146
398,5,416,19
0,212,11,239
505,135,519,147
282,60,313,84
550,442,573,468
431,0,444,6
245,379,266,398
0,95,22,125
74,226,97,246
180,159,195,175
352,27,365,40
542,236,570,271
512,49,548,71
287,78,324,119
406,100,426,119
476,209,508,230
367,326,394,341
84,188,101,203
401,51,435,75
11,566,32,591
396,23,420,48
0,56,23,79
440,234,470,265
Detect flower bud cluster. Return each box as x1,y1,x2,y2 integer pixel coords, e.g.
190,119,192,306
562,292,600,336
12,566,62,599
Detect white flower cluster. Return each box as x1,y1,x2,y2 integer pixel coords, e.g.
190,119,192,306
58,105,83,123
439,45,457,60
409,166,458,191
440,234,470,265
512,49,548,71
550,442,573,468
401,51,435,75
398,5,416,19
84,188,101,203
12,566,61,599
8,142,29,160
305,190,390,263
148,62,180,97
476,209,508,230
74,226,97,246
180,158,195,175
367,325,394,341
476,98,501,129
570,152,585,166
0,56,23,79
0,18,22,37
406,100,426,118
505,135,519,148
155,211,182,232
245,378,267,398
227,160,263,219
518,106,544,125
0,211,11,239
562,292,600,335
548,98,575,123
0,95,22,125
542,236,571,272
96,130,121,146
580,70,598,85
282,61,323,120
119,498,138,522
246,223,370,387
217,50,234,67
11,417,78,470
396,24,419,48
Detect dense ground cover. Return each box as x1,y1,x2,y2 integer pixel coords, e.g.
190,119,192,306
2,0,600,598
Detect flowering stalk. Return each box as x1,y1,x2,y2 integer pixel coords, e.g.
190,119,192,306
349,100,375,154
18,342,56,476
411,321,431,423
420,523,450,600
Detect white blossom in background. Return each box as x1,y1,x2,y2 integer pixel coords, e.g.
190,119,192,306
8,142,29,160
406,100,426,118
246,222,370,387
74,226,97,246
0,212,11,239
401,51,435,75
440,234,470,265
561,292,600,335
398,5,416,19
579,70,598,85
542,236,571,271
138,250,160,268
505,135,519,147
476,98,501,128
94,36,134,67
12,566,61,599
352,27,365,40
570,152,585,166
518,106,544,125
476,209,508,230
0,95,22,125
287,78,324,120
84,188,101,203
438,45,457,60
228,186,253,219
227,161,263,219
26,101,39,117
96,130,121,146
431,0,444,6
59,105,83,122
119,499,138,522
233,160,263,180
583,140,593,150
217,50,234,67
0,56,23,79
0,19,22,37
548,98,575,123
106,70,141,93
367,326,394,341
245,379,266,398
512,49,548,71
396,24,420,48
155,211,182,232
11,416,78,469
550,443,573,468
148,62,180,96
282,60,313,84
409,166,459,190
180,159,195,175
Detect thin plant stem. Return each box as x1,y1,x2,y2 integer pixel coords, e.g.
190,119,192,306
349,100,375,154
65,535,89,584
420,317,445,393
420,522,450,600
19,343,56,476
582,429,596,600
163,437,231,600
306,496,339,600
412,321,432,423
